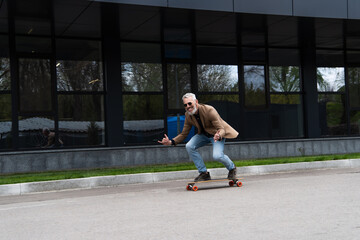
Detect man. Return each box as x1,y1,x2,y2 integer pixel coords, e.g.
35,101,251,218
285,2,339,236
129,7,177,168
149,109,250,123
42,127,64,148
158,93,239,181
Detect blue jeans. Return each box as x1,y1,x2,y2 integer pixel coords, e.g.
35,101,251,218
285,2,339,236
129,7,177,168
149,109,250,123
185,134,235,173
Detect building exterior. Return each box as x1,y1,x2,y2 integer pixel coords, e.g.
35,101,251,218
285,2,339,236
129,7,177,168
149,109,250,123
1,0,360,172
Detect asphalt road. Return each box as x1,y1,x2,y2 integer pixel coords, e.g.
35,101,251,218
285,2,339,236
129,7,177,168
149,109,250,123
1,168,360,240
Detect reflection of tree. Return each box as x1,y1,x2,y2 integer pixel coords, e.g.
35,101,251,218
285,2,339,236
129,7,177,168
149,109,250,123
269,66,300,92
58,95,103,121
199,95,238,104
57,60,103,91
271,94,300,104
0,95,11,120
348,68,360,107
317,67,344,92
167,64,191,109
87,121,100,145
122,63,162,91
0,58,11,91
244,65,265,106
123,95,163,121
197,65,237,91
0,58,11,119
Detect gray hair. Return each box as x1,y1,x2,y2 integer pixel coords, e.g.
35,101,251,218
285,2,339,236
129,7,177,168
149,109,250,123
182,93,197,101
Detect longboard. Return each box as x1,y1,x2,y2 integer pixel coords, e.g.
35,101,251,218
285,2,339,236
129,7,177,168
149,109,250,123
186,178,243,191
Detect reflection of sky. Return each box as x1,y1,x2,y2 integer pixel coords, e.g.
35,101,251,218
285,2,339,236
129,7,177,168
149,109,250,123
317,67,344,91
244,65,265,89
229,65,238,85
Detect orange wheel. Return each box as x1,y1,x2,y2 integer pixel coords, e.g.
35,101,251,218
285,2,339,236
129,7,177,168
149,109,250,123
193,186,198,191
237,181,243,187
229,180,234,187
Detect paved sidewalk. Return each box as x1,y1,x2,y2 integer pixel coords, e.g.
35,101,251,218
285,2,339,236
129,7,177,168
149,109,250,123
2,168,360,240
1,158,360,196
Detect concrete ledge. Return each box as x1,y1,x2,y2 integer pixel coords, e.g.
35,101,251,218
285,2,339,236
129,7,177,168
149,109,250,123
3,137,360,174
1,159,360,196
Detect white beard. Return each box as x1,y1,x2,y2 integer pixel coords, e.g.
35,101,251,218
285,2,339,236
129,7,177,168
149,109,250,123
187,105,197,115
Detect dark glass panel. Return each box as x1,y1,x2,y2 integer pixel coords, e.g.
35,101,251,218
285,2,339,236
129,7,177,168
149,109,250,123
270,94,304,138
241,14,266,46
315,18,343,49
15,0,51,18
164,28,191,43
347,51,360,64
54,0,101,38
269,48,300,66
58,94,105,146
267,16,298,47
316,50,344,67
123,95,164,145
119,5,160,41
197,46,237,65
164,44,191,59
163,8,190,27
198,94,240,135
243,111,269,139
19,58,52,113
0,0,8,33
242,47,265,62
56,39,101,61
15,19,51,36
16,36,51,54
195,11,236,45
346,36,360,50
318,94,347,136
0,94,11,149
350,110,360,135
121,42,161,63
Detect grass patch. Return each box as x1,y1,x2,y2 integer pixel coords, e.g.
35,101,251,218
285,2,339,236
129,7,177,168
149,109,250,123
1,153,360,185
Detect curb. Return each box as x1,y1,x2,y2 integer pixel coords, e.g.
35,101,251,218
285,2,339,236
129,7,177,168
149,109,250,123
1,159,360,196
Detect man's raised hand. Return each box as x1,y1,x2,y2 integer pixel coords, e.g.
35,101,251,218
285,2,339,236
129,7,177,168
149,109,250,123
158,134,172,145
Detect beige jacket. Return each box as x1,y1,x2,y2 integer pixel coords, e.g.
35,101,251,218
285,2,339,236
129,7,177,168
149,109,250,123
172,103,239,144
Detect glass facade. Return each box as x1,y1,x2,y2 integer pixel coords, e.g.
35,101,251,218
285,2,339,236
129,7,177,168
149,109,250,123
56,39,105,147
2,0,360,151
0,10,10,149
121,42,164,144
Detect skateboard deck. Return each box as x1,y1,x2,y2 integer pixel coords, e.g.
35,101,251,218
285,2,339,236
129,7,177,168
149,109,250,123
186,178,243,191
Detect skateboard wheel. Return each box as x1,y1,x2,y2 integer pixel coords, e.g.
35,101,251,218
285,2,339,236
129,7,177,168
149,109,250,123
186,185,192,191
229,180,234,187
237,181,243,187
192,186,198,191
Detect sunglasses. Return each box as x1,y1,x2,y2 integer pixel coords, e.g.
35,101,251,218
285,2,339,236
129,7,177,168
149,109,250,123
183,102,193,107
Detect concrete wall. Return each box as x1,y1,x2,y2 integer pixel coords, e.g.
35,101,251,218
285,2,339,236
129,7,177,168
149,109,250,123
1,137,360,174
96,0,360,20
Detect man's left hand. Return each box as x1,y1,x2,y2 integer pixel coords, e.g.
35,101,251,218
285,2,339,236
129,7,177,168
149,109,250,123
214,130,221,142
